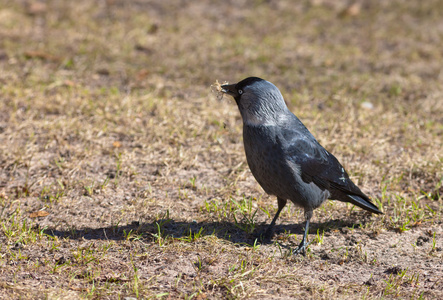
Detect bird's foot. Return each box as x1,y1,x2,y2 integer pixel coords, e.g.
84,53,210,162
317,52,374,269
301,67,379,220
293,239,312,256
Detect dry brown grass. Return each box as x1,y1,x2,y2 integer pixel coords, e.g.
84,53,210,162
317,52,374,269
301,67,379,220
0,0,442,299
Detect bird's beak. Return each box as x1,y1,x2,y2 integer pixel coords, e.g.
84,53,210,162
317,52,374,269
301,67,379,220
221,83,239,98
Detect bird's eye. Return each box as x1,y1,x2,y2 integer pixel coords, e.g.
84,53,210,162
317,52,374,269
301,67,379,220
238,89,243,95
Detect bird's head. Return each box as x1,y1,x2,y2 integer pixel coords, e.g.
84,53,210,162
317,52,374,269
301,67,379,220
221,77,289,126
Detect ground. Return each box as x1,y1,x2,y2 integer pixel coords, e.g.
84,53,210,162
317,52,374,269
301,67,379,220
0,0,442,299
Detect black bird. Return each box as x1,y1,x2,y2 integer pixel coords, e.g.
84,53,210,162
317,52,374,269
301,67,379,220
221,77,382,255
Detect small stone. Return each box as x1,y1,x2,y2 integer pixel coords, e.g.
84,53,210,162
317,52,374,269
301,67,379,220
361,101,374,110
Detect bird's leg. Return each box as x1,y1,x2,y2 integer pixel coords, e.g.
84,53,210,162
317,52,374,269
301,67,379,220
293,211,312,256
262,197,287,240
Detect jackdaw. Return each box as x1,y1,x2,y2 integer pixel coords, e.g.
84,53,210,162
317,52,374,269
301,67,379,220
221,77,382,255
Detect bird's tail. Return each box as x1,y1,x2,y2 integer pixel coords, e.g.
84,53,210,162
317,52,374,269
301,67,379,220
347,194,383,214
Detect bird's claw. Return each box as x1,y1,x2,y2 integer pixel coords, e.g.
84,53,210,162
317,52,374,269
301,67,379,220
293,240,312,256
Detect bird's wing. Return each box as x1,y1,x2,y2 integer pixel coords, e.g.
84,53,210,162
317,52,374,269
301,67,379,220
279,125,364,198
279,124,382,214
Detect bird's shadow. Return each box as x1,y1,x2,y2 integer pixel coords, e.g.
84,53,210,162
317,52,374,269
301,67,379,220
43,217,368,247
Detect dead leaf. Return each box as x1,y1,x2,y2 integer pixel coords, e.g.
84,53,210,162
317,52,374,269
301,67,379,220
195,293,207,300
338,3,361,18
136,69,149,81
412,221,422,227
29,211,50,218
24,51,61,62
26,2,48,16
0,189,7,199
63,80,75,87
